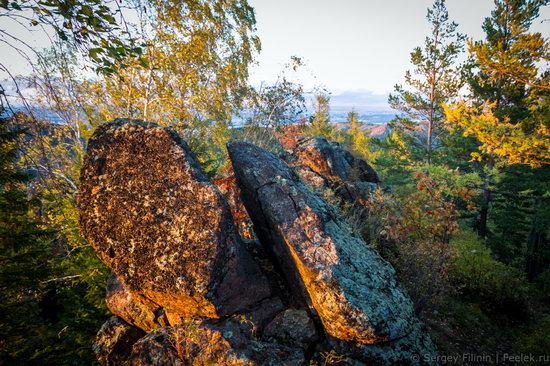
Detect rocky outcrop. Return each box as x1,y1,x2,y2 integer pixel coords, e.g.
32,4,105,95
81,120,436,365
285,137,378,202
228,141,436,362
79,119,271,322
292,137,379,184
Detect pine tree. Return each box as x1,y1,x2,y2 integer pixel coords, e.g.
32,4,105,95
0,111,109,364
445,0,549,167
309,92,334,139
0,112,53,363
389,0,465,163
445,0,549,238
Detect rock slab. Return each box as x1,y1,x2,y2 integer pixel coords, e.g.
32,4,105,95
227,141,417,345
94,316,145,366
291,137,378,184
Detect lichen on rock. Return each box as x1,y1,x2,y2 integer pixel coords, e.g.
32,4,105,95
227,141,437,362
106,272,168,332
284,137,379,202
80,120,437,365
79,119,271,322
94,316,145,366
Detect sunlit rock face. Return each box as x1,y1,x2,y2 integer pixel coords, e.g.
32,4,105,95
291,137,379,184
81,120,437,365
105,272,168,332
79,119,271,322
283,137,379,202
227,141,416,344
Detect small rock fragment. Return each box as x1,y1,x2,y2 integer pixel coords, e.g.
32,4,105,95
264,308,318,348
106,272,167,332
94,316,145,366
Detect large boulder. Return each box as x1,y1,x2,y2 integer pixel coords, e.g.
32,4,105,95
79,119,271,321
291,137,378,184
227,142,433,353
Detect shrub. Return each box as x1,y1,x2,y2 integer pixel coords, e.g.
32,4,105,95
516,315,550,356
450,230,530,315
360,169,479,315
534,268,550,304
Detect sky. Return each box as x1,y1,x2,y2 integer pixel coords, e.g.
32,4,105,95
1,1,549,113
248,0,550,111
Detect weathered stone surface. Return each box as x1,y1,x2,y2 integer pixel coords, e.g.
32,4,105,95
264,308,318,348
291,137,379,184
79,119,271,320
128,322,305,366
128,328,184,366
227,142,424,346
285,137,378,203
332,319,438,365
106,272,167,332
94,316,145,366
82,120,438,365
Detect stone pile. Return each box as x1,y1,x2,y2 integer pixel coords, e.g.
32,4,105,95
79,119,437,365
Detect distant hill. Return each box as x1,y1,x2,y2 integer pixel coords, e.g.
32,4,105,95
329,111,395,124
333,122,390,139
2,78,397,127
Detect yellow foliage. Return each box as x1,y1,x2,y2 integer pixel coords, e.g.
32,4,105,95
444,102,550,167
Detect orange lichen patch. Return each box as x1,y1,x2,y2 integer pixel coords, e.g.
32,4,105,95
142,289,220,320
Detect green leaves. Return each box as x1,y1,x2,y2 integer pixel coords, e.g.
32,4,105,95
3,0,144,76
88,46,102,61
446,0,550,168
389,0,465,164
